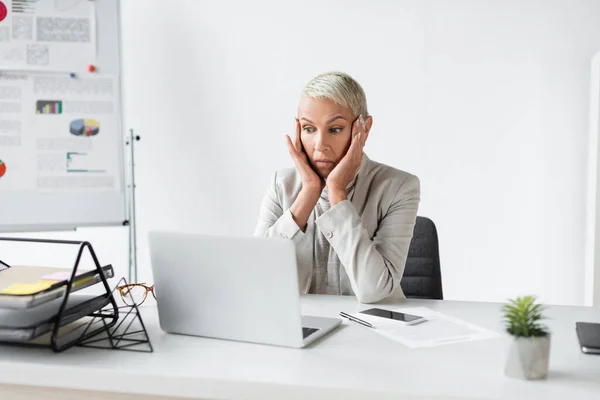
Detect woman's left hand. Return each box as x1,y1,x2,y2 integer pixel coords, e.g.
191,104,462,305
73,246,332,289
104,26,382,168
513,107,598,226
326,116,367,204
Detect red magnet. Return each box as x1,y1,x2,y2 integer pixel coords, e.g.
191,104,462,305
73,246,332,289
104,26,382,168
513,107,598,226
0,2,8,23
88,64,96,73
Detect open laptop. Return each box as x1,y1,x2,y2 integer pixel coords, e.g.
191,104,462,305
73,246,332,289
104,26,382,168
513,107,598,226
148,231,341,348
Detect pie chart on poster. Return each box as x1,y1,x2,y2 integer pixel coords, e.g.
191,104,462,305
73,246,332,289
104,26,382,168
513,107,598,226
70,119,100,136
0,160,6,179
0,2,7,23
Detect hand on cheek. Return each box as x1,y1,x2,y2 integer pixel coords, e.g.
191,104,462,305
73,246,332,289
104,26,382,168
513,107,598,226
285,118,324,193
326,115,367,205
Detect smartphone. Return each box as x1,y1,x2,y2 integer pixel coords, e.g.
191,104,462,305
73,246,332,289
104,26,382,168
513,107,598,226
359,308,427,325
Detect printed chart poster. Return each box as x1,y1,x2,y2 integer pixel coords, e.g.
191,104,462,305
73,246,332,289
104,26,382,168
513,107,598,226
0,71,121,193
0,0,96,72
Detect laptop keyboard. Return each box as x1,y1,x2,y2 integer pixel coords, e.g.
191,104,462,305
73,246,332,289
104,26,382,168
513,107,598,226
302,327,319,339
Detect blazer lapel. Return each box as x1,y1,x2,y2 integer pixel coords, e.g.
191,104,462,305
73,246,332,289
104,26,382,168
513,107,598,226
349,152,372,215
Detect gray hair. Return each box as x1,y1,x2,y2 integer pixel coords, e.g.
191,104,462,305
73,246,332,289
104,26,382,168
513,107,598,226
301,71,368,117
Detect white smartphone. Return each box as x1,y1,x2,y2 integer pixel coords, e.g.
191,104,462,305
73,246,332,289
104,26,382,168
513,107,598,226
359,307,427,326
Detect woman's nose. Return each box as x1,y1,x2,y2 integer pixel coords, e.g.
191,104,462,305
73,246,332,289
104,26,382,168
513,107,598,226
314,131,328,151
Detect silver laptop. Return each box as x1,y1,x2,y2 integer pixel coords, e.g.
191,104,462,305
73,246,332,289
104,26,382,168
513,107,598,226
148,231,341,348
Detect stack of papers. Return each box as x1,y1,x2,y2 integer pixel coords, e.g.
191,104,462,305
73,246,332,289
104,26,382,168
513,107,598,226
347,306,501,348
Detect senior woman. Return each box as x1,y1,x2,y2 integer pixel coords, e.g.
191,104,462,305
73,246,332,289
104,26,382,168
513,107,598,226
254,71,420,304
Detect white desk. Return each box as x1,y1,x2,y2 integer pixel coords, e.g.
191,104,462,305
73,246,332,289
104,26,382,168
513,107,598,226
0,295,599,400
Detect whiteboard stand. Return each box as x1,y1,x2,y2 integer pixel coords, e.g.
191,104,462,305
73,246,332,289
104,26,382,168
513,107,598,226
125,129,140,285
0,0,136,285
0,0,128,233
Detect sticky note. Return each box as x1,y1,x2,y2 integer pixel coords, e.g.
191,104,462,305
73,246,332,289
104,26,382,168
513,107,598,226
2,280,55,295
73,276,94,286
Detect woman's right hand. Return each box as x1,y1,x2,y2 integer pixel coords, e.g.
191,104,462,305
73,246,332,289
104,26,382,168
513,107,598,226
286,118,323,231
286,118,324,193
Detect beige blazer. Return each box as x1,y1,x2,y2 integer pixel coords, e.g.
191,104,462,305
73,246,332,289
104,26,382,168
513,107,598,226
253,153,420,303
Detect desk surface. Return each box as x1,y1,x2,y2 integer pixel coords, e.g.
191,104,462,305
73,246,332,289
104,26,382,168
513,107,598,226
0,295,599,400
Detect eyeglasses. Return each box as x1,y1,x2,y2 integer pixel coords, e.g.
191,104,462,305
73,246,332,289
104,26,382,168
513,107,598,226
117,283,155,307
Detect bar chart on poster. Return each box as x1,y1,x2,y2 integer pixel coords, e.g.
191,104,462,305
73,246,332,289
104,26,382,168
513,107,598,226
0,0,127,232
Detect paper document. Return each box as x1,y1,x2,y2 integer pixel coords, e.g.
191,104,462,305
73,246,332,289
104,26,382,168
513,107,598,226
349,307,501,348
0,71,121,192
40,271,71,281
0,0,96,72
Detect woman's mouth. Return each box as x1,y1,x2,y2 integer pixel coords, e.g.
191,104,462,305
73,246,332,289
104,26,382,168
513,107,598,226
315,159,335,167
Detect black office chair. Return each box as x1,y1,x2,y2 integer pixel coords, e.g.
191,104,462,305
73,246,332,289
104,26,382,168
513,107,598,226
400,216,443,300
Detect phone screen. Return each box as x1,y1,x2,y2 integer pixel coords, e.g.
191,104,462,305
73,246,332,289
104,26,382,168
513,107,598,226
359,307,423,322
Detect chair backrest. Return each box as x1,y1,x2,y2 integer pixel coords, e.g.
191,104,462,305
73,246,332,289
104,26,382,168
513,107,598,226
400,216,443,300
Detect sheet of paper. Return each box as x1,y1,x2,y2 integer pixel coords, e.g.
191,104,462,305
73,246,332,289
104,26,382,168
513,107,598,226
349,307,502,348
0,0,96,72
0,71,121,192
2,280,54,294
39,271,71,281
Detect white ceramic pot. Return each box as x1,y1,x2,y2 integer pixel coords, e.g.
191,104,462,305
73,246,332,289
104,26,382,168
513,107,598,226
504,335,551,380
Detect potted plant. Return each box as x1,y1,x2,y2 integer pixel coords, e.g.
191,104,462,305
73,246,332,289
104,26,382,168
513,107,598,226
502,295,551,380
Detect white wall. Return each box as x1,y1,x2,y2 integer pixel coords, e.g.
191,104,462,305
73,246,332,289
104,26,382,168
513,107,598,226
4,0,599,306
117,0,600,305
586,51,600,306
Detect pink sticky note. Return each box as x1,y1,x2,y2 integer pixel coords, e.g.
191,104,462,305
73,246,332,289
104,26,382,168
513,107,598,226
40,271,72,281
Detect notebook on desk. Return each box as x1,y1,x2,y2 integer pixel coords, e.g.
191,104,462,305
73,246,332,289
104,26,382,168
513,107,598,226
0,264,114,309
576,322,600,355
0,293,112,343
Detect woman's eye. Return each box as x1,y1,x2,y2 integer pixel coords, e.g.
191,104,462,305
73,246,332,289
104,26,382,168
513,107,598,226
303,126,315,133
329,127,343,134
